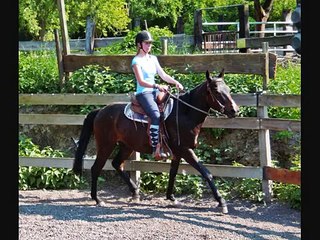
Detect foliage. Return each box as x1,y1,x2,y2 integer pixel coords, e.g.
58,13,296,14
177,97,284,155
19,0,131,40
141,172,263,203
221,60,301,119
268,60,301,119
96,26,174,55
19,0,60,41
18,0,298,40
19,134,87,190
66,0,131,38
63,64,135,94
271,144,301,210
129,0,183,31
139,159,300,210
272,183,301,210
268,0,297,21
19,51,60,93
193,135,233,164
61,64,136,113
140,172,205,199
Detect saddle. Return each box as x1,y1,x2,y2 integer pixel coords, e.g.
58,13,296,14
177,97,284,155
130,91,169,115
127,91,173,160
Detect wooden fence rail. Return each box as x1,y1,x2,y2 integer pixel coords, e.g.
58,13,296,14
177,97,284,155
62,53,277,78
19,93,301,187
19,48,301,203
19,93,300,132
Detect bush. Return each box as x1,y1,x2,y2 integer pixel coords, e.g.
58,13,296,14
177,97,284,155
19,134,87,190
19,51,60,93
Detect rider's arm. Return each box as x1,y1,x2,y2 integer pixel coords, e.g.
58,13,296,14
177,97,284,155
153,57,184,91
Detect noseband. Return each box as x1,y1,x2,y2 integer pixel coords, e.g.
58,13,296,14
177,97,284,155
206,81,225,113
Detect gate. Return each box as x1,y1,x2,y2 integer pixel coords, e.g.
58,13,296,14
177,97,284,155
202,31,238,53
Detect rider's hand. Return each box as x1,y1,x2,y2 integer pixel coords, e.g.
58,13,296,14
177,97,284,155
158,85,169,92
175,82,184,91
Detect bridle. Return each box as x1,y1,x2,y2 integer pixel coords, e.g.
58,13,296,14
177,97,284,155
167,81,226,116
206,80,225,114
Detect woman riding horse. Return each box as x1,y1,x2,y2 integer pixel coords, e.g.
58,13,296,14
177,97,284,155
73,63,239,214
132,30,184,159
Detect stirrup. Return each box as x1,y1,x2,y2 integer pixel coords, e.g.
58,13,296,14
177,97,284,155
152,144,168,160
152,151,168,160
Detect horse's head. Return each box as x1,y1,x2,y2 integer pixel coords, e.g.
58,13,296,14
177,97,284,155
206,69,239,118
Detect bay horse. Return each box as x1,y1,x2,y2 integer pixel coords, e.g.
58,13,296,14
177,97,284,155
72,69,239,213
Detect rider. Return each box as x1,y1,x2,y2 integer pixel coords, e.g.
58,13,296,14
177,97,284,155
131,30,184,159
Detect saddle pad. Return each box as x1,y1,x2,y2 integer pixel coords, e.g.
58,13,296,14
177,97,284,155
124,98,174,123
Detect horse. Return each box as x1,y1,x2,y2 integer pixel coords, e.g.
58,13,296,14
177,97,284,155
72,69,239,214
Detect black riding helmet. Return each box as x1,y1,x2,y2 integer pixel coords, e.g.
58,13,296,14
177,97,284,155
135,30,154,46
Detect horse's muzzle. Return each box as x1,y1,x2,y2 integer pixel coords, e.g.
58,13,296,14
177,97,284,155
226,104,239,118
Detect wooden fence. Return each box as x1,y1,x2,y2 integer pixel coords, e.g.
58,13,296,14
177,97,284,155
19,51,301,203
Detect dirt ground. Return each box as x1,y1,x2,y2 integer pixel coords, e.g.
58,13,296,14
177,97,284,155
19,184,301,240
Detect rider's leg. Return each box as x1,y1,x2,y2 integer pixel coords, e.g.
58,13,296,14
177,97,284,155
135,91,167,159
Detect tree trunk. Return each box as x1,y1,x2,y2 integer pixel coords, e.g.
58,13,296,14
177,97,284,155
253,0,275,38
177,16,184,34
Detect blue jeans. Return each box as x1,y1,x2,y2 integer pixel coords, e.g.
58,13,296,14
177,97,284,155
135,91,160,149
135,91,160,125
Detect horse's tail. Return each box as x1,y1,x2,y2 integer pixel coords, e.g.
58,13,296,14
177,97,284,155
72,109,100,176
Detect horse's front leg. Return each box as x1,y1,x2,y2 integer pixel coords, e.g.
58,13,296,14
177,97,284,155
182,148,228,214
166,155,181,202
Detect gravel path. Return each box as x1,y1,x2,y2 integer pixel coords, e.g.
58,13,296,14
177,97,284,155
19,186,300,240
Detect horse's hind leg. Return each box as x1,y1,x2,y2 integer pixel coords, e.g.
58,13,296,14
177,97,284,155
111,143,139,200
91,144,115,206
182,148,228,214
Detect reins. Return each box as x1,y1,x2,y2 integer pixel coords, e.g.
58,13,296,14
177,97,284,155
166,84,225,145
167,85,225,117
167,90,210,116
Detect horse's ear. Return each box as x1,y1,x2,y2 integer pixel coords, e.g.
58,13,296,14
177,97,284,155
206,70,211,80
218,68,225,78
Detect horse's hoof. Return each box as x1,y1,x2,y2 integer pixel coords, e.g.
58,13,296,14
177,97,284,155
130,196,140,203
132,190,140,202
173,199,182,206
97,201,107,207
166,198,181,207
219,205,228,214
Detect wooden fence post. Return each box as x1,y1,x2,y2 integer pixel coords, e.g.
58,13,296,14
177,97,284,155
56,0,71,81
238,4,250,53
54,29,65,90
161,39,168,55
56,0,70,56
85,16,95,54
260,42,272,203
193,9,203,51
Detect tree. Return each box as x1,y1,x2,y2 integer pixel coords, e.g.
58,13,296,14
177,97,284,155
19,0,131,41
66,0,131,38
19,0,60,41
252,0,297,38
19,0,298,40
252,0,275,37
128,0,184,31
